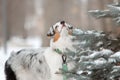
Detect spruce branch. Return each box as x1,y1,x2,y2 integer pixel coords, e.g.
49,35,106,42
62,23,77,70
88,2,120,25
65,29,120,80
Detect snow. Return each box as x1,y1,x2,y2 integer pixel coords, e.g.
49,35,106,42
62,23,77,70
89,51,101,59
80,41,87,45
96,41,103,47
73,29,84,35
94,58,107,66
77,70,83,75
0,37,41,80
109,51,120,62
100,49,113,57
86,30,104,37
111,52,120,58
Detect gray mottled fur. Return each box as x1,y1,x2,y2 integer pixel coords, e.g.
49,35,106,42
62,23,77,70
6,48,51,80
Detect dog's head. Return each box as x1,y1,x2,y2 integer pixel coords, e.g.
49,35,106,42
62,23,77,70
47,21,73,37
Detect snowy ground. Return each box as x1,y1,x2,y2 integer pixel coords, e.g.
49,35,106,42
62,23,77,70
0,37,42,80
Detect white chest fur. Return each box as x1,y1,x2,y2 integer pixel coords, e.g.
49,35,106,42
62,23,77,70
45,36,75,80
44,48,63,80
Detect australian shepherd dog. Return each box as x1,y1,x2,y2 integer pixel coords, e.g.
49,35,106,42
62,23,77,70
5,21,76,80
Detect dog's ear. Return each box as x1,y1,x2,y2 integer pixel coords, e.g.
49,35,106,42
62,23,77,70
47,26,55,37
60,21,65,26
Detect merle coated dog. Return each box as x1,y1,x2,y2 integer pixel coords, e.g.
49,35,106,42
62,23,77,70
5,21,75,80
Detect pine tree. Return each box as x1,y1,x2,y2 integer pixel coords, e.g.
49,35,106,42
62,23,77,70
63,29,120,80
59,1,120,80
88,1,120,25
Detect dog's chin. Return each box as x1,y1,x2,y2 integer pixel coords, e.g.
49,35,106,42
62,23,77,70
68,30,73,35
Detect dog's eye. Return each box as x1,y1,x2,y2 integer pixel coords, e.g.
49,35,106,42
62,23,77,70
55,26,58,29
69,26,73,29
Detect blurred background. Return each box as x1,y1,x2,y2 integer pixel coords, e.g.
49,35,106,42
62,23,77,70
0,0,120,53
1,0,120,80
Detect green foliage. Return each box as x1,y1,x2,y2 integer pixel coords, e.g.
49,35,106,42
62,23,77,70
63,2,120,80
88,2,120,25
64,29,120,80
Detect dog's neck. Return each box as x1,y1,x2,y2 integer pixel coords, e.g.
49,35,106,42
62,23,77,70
60,27,69,37
50,27,74,53
53,27,69,42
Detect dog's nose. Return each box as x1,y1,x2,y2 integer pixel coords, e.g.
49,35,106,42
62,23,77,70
60,21,65,25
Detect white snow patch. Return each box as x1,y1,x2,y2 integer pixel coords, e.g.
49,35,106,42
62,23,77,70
96,41,103,47
94,58,107,65
111,52,120,58
77,70,83,75
100,49,113,57
89,51,100,59
80,40,87,45
73,29,84,35
86,30,93,34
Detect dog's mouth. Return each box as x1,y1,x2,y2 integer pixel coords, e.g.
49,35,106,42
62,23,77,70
47,32,55,37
